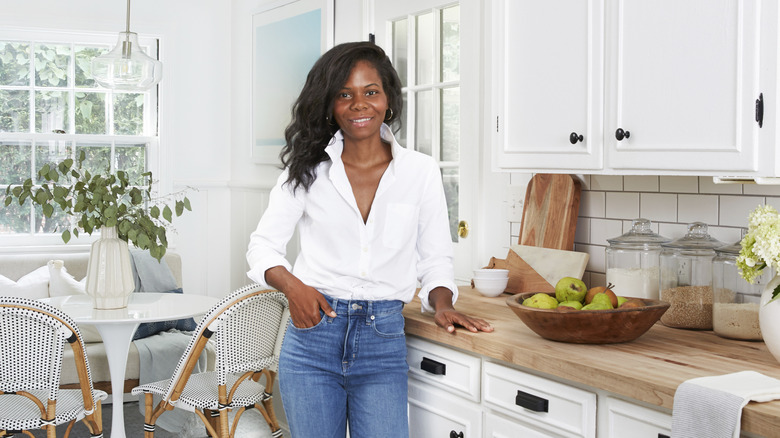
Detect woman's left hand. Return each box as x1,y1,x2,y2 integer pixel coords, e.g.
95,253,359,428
429,287,494,333
434,308,494,333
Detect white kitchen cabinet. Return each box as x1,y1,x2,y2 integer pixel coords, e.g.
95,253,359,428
484,411,569,438
408,379,482,438
603,396,671,438
490,0,779,177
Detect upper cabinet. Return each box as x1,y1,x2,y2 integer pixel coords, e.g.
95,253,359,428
490,0,780,177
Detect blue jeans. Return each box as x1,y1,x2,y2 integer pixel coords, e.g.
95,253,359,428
278,297,409,438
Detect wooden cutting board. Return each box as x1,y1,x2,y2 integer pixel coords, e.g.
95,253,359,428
484,246,589,294
518,174,582,251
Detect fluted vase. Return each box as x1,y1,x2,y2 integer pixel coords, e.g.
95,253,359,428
85,225,135,309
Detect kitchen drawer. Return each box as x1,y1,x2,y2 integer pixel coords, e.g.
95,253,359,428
604,397,671,438
483,361,596,438
408,379,481,438
484,411,569,438
406,337,481,402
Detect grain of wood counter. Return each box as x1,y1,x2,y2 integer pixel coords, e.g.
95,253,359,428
403,286,780,437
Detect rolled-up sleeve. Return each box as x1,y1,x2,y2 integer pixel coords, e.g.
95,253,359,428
415,160,458,313
246,171,304,288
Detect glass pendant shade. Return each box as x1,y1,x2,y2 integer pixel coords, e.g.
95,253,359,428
91,31,162,91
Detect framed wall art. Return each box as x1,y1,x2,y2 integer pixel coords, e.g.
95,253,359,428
251,0,334,164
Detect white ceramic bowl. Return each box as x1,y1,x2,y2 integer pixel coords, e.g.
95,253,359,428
473,268,509,279
473,276,509,297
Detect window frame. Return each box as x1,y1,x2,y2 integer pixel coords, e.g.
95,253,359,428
0,27,160,250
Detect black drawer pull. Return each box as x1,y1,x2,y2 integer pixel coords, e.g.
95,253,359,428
421,357,446,375
449,431,463,438
515,390,549,412
658,434,670,438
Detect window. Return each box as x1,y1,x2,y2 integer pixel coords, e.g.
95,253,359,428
390,5,461,241
0,29,159,245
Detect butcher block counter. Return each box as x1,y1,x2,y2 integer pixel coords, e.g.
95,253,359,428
403,286,780,437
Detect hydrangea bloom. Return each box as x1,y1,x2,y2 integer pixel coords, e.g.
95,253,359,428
738,205,780,301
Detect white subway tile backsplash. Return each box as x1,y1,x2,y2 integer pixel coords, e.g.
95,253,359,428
624,176,659,192
510,221,522,236
580,244,606,272
590,218,623,246
575,217,591,244
590,175,623,191
707,226,742,246
678,194,718,225
700,177,743,194
605,192,639,219
767,197,780,211
720,195,765,227
660,176,698,193
589,272,606,288
743,183,780,196
658,222,689,240
581,191,606,217
640,193,677,222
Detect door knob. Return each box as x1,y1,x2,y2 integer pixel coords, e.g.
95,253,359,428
458,220,469,238
615,128,631,141
569,132,584,144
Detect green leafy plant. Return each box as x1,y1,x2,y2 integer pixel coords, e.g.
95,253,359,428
3,150,191,261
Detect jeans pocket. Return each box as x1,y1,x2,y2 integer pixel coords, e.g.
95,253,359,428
371,312,405,338
289,312,328,332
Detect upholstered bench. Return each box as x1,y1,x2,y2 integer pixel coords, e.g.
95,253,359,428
0,251,214,398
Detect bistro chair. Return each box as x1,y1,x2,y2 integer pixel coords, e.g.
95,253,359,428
0,296,107,438
131,284,290,438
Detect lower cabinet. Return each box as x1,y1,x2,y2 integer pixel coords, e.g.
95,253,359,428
407,336,674,438
408,379,482,438
603,397,671,438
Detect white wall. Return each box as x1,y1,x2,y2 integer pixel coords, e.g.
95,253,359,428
0,0,233,298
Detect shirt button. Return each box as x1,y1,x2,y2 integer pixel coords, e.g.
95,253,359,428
360,271,366,276
362,247,368,252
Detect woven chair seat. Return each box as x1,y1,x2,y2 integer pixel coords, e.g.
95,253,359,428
132,371,269,412
0,389,106,431
131,285,290,438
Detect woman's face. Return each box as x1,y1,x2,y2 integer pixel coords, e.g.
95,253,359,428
332,60,389,144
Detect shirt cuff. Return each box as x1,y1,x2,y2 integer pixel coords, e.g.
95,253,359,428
418,280,459,313
246,258,293,290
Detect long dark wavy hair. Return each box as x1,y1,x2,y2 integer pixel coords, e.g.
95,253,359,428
280,41,404,193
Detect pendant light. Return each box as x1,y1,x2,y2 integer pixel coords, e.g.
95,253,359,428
91,0,162,91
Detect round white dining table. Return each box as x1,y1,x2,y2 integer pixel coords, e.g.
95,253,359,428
40,292,219,438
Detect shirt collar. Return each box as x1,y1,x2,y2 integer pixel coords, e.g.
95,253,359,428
324,124,406,171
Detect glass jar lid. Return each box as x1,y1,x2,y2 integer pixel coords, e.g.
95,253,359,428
661,222,723,251
607,218,671,249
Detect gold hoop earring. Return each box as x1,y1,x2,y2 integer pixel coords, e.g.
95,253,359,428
385,108,394,121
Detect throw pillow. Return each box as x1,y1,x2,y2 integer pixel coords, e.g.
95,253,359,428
0,266,49,299
47,260,102,343
132,288,198,340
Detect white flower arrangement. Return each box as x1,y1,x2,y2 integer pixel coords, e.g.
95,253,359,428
738,204,780,303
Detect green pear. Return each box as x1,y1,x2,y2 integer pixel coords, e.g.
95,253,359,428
617,296,628,307
522,293,558,309
554,277,587,303
582,302,611,310
558,300,583,310
590,293,614,309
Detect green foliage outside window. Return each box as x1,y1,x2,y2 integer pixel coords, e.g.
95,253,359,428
0,34,156,240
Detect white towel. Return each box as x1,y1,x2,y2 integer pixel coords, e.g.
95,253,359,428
671,371,780,438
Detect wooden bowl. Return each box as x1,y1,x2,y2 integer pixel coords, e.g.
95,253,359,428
505,292,670,344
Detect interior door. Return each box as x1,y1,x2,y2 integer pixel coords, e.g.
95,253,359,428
372,0,478,282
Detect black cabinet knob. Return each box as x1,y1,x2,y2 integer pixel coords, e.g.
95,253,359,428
569,132,584,144
615,128,630,141
449,431,464,438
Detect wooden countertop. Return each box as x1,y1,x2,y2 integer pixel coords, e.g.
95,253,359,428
403,286,780,437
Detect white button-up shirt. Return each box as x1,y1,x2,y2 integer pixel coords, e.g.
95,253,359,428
246,125,458,312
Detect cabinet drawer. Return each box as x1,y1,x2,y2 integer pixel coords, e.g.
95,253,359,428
485,411,569,438
604,397,671,438
408,379,481,438
483,361,596,438
406,337,481,402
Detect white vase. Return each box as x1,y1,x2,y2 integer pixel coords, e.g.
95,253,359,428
759,274,780,364
85,225,135,309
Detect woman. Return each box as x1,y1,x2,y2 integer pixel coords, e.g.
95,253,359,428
246,41,492,438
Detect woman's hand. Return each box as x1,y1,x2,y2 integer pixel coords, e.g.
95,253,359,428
429,287,493,333
265,266,336,328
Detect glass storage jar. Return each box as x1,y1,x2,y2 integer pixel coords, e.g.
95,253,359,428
659,222,723,329
606,218,670,300
712,238,769,341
